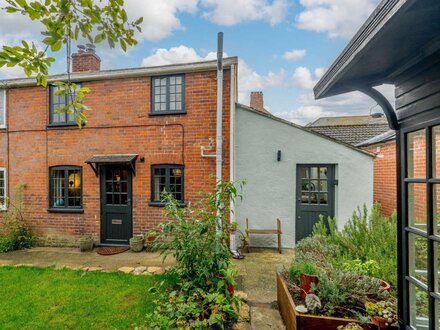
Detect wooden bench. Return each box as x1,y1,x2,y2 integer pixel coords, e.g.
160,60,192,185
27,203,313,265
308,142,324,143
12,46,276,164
246,218,282,254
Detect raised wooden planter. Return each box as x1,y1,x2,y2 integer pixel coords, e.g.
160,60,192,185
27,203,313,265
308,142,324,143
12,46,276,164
276,272,375,330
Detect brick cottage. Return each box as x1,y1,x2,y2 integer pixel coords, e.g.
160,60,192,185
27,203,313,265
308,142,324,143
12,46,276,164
0,47,236,246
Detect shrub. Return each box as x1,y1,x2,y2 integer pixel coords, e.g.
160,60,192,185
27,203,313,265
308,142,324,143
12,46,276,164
311,204,397,286
0,184,32,252
311,267,390,319
146,181,244,329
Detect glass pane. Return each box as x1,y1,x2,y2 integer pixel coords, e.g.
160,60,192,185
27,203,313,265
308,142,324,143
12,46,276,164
409,283,429,329
409,233,428,284
319,193,328,205
67,170,81,200
310,192,318,204
320,167,328,179
433,126,440,178
309,180,318,192
436,300,440,329
436,242,440,293
408,183,427,232
407,129,426,178
106,193,113,205
300,168,309,179
51,169,65,207
434,185,440,237
310,167,318,179
319,180,328,192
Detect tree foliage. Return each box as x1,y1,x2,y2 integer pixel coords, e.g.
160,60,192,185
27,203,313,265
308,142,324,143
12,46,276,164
0,0,142,125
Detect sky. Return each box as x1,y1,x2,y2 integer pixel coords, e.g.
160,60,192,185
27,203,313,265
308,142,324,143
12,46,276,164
0,0,394,125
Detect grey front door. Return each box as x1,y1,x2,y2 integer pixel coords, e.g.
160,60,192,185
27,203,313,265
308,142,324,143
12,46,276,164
295,164,335,243
100,166,133,245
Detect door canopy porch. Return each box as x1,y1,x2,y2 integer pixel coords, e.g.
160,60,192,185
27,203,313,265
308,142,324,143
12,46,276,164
85,154,138,176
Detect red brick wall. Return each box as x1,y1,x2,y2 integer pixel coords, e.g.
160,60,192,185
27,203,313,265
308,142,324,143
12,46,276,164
0,69,231,245
366,141,397,217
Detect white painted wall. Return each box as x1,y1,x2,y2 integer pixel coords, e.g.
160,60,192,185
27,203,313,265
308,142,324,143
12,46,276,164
233,105,374,248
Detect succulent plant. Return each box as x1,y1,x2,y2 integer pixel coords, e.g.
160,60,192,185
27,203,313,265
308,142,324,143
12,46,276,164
305,293,322,313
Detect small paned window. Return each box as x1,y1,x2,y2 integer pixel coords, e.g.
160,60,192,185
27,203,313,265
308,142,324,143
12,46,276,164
300,166,329,205
49,166,82,210
0,168,6,210
151,165,184,204
49,84,81,125
151,75,185,114
0,89,5,127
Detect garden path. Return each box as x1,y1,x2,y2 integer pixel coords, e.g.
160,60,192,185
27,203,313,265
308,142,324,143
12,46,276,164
234,248,294,330
0,246,174,271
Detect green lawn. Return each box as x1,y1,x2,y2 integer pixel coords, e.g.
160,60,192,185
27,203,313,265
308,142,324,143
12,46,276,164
0,266,172,330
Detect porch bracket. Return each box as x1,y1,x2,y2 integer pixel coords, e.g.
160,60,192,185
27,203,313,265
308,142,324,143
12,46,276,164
87,163,98,177
356,85,399,130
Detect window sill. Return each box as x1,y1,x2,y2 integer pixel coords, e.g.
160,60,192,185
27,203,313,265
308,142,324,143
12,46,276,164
47,123,85,128
48,208,84,214
149,202,186,208
149,111,186,117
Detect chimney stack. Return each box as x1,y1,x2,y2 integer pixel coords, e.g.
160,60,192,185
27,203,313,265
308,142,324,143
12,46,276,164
250,91,265,111
72,44,101,72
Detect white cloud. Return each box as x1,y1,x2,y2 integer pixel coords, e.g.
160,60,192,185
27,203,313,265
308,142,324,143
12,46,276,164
141,45,203,66
292,66,326,90
296,0,381,39
274,84,395,125
283,49,306,61
200,0,288,26
141,45,285,104
124,0,198,41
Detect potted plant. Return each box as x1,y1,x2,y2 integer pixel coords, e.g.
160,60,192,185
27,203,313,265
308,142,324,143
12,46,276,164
289,260,320,300
145,230,157,251
78,235,94,252
365,301,397,328
129,235,144,252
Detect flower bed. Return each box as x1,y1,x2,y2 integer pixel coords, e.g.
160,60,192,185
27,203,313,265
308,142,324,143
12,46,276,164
279,206,399,329
277,273,372,330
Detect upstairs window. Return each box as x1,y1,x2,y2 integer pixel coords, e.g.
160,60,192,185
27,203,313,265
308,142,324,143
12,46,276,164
151,75,185,114
49,84,81,125
151,165,184,204
49,166,82,210
0,168,6,210
0,89,5,127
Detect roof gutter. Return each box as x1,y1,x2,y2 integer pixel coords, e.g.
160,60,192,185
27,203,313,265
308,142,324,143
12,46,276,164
0,57,238,88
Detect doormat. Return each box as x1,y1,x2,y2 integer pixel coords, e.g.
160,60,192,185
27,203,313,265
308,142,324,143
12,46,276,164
96,246,130,256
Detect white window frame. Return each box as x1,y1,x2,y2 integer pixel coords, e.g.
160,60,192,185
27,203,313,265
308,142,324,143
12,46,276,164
0,167,6,211
0,89,5,128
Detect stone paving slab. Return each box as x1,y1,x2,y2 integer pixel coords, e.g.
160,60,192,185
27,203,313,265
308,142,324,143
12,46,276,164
0,247,174,271
233,248,294,330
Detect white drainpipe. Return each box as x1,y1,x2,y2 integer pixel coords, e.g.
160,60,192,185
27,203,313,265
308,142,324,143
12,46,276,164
229,63,237,253
216,33,223,230
216,32,223,186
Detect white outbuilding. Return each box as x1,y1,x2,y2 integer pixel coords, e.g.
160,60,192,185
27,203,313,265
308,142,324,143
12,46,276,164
233,102,374,249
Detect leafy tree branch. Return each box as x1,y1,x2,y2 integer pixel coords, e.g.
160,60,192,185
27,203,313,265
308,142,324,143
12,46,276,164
0,0,142,126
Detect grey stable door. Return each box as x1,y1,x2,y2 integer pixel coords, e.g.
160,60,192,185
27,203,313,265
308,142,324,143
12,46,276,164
295,164,335,243
100,166,133,245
